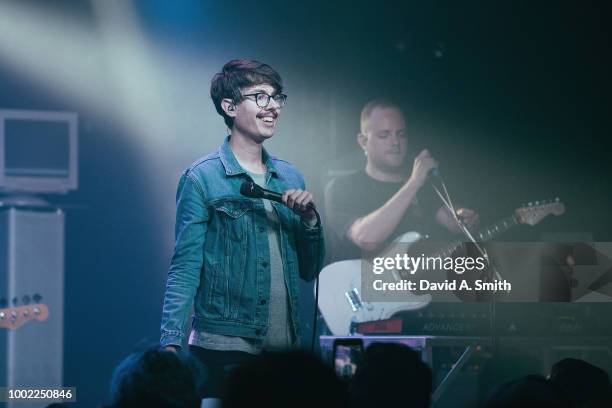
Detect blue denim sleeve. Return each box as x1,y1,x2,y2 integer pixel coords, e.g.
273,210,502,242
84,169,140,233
160,172,208,347
295,180,325,282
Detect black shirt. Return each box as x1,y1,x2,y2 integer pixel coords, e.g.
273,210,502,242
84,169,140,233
324,170,440,262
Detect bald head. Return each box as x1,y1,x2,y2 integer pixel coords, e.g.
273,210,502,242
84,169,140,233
358,99,408,174
360,99,404,135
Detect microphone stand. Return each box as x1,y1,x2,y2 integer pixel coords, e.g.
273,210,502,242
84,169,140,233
428,175,504,402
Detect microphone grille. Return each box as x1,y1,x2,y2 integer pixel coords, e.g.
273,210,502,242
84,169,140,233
240,181,262,198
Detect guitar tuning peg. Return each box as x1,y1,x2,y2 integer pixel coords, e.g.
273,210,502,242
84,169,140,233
33,293,42,303
555,197,560,202
12,297,18,306
22,295,31,305
0,298,7,308
528,202,533,207
535,201,540,206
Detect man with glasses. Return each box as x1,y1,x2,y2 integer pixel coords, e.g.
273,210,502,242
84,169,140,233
160,59,324,398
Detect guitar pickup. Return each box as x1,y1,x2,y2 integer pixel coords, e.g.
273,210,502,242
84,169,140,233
345,288,363,312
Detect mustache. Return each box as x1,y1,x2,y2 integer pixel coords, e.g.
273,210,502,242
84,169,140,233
257,112,278,119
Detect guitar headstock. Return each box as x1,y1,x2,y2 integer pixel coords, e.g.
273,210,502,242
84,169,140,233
0,299,49,330
515,198,565,226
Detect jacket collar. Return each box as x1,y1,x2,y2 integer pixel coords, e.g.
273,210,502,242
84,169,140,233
219,135,278,177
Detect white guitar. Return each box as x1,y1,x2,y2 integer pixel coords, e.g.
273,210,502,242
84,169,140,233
317,199,565,335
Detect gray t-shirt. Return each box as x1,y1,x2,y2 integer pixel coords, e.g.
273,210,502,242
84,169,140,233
189,171,293,353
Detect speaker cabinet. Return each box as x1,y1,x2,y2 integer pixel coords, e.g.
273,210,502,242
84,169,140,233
0,207,64,408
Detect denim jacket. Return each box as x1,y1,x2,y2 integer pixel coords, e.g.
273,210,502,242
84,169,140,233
160,136,324,347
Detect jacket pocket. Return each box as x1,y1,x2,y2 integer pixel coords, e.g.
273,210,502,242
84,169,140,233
215,200,252,242
208,199,253,320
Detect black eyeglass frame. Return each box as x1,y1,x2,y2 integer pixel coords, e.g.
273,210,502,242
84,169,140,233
242,92,287,108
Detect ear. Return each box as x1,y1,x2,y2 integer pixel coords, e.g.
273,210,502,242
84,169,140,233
357,132,368,151
221,98,236,118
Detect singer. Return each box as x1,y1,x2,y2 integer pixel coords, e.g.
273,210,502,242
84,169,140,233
160,59,324,398
324,99,479,262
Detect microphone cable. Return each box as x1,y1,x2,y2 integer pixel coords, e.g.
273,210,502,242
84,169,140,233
309,208,322,353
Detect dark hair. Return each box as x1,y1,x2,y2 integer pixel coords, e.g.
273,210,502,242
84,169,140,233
210,59,283,128
349,342,432,408
549,358,610,407
478,351,542,404
221,350,349,407
483,375,570,408
109,347,204,408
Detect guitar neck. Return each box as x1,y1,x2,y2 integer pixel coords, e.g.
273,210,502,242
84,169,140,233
436,214,519,258
474,214,519,241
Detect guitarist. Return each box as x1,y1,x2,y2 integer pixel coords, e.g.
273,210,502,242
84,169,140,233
324,98,479,263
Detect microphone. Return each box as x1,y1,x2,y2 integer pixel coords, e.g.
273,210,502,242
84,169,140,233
240,181,314,209
410,150,440,180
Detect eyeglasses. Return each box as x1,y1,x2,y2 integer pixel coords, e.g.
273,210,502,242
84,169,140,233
242,92,287,108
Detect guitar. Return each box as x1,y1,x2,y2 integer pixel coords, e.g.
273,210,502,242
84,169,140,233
317,199,565,335
0,303,49,330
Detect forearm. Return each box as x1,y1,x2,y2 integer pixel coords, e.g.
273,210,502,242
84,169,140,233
348,177,422,250
160,264,200,347
436,206,479,234
436,206,459,233
160,172,207,347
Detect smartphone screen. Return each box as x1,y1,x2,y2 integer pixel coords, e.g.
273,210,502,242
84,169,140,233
333,339,363,379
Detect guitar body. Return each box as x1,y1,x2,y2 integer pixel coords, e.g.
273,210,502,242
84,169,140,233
317,199,565,336
317,232,431,336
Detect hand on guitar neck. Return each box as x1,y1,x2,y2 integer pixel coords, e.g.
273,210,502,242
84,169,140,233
436,206,480,234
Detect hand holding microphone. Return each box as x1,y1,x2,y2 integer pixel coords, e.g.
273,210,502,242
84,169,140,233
282,189,317,221
409,149,439,188
240,181,317,221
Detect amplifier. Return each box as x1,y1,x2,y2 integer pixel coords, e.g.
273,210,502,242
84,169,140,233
395,302,612,337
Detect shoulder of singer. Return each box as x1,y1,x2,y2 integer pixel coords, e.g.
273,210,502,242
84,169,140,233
182,150,306,194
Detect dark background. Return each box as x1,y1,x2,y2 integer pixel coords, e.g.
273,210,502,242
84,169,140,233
0,1,610,406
